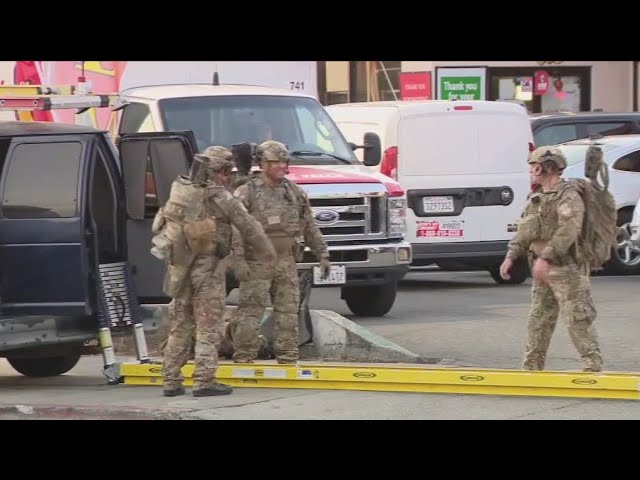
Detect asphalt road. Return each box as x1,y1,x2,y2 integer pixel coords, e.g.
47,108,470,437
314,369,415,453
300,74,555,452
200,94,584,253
305,268,640,373
2,268,640,420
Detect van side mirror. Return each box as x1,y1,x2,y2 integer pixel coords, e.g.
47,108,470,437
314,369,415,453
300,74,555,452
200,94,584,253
362,132,382,166
349,132,382,166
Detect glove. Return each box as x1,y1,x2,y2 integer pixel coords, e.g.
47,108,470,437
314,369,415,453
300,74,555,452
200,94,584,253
233,257,252,282
320,257,332,280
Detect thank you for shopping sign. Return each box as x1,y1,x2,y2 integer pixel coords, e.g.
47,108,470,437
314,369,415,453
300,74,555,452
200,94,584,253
436,67,486,101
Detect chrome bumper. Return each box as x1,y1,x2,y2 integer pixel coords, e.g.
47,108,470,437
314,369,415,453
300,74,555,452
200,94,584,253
297,240,413,269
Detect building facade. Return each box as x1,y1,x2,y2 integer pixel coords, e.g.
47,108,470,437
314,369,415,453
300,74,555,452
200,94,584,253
320,61,640,114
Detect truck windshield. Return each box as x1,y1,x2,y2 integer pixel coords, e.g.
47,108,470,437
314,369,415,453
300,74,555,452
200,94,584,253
158,94,358,164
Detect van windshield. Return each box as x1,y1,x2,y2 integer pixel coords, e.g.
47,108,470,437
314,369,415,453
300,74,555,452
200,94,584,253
158,95,358,164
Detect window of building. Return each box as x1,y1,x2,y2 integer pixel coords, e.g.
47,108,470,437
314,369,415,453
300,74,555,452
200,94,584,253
488,67,591,114
1,141,82,218
540,76,581,113
349,61,401,103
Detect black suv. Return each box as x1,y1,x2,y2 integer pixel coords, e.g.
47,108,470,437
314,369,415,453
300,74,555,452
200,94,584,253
530,111,640,147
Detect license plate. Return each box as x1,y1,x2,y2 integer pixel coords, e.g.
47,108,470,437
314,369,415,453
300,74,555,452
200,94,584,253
313,264,346,285
423,196,454,213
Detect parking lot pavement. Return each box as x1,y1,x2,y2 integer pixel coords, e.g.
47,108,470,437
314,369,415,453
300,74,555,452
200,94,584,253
1,270,639,419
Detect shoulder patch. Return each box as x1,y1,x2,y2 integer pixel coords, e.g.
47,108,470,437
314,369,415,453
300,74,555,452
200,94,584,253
558,203,573,218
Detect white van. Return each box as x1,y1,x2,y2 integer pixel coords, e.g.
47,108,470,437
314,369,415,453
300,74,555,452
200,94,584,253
326,100,534,284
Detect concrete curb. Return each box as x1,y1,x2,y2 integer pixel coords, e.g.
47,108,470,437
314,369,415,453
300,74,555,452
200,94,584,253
117,304,425,365
303,310,424,364
0,403,190,420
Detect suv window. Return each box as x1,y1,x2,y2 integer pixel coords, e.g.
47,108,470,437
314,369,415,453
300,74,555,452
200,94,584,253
586,122,633,137
1,141,82,218
534,124,579,146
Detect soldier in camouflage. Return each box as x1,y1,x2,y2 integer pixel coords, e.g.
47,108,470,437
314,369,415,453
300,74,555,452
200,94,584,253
156,146,275,397
229,140,331,364
500,146,603,372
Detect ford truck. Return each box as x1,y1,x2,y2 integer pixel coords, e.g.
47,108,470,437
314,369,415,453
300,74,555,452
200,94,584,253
108,84,412,317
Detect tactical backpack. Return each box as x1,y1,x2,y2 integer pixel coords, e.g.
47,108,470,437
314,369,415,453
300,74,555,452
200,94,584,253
150,177,217,297
564,145,618,269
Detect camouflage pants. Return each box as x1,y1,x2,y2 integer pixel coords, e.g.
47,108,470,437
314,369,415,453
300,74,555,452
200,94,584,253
230,253,299,363
523,261,602,372
162,255,227,389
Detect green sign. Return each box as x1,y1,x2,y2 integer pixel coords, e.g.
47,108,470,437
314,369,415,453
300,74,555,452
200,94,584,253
439,76,482,101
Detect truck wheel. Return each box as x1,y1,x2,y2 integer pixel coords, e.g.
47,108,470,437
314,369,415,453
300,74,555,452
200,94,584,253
7,352,82,378
342,283,397,317
488,259,529,285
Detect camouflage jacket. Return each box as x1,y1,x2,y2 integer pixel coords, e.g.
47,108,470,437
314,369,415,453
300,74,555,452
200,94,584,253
506,179,585,264
232,175,329,261
229,171,256,191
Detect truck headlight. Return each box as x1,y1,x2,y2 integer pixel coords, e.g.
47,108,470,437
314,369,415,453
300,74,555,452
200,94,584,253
388,197,406,237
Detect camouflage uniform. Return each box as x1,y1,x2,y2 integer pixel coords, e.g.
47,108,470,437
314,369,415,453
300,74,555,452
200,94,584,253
506,146,602,372
230,171,256,191
157,146,275,396
230,140,331,364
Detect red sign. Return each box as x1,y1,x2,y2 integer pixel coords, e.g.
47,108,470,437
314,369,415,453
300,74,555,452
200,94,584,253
400,71,432,100
534,70,549,95
416,221,463,238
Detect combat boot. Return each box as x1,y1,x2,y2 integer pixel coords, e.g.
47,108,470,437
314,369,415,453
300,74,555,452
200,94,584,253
163,386,186,397
276,357,299,365
193,382,233,397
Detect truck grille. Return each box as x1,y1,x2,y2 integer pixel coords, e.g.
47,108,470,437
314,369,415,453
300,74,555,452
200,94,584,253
309,193,386,242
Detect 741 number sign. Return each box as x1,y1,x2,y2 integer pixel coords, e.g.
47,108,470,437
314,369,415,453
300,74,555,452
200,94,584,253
289,81,305,90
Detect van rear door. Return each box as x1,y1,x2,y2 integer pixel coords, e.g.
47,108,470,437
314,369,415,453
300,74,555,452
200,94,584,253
117,131,196,301
0,134,93,316
400,102,530,245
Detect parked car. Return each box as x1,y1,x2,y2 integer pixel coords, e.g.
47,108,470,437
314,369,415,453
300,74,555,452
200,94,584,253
530,112,640,147
555,134,640,274
623,197,640,265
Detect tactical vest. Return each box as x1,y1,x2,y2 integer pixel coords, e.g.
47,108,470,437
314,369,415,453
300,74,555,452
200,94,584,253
525,183,580,262
246,177,303,239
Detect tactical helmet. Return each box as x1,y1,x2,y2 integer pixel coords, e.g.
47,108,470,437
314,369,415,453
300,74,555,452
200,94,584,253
201,145,235,172
255,140,290,163
189,145,234,183
528,145,567,170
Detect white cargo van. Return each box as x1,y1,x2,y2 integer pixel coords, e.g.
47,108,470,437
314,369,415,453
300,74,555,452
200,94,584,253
326,100,534,284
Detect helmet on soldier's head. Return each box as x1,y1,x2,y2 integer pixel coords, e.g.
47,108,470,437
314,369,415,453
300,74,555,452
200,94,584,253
255,140,290,163
201,145,235,172
528,145,567,169
189,145,234,183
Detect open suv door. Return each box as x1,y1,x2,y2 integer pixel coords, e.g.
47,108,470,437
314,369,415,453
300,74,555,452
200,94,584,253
117,131,197,302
